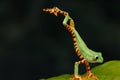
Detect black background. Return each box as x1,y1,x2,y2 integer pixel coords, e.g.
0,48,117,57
0,0,120,80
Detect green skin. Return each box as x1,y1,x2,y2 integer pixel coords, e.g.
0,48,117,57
63,13,104,77
74,28,104,63
63,14,104,63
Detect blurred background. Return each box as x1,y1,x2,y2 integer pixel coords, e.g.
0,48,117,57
0,0,120,80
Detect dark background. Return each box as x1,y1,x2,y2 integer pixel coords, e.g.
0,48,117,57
0,0,120,80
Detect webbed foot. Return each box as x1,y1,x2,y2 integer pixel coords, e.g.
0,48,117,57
70,77,81,80
84,72,99,80
70,75,83,80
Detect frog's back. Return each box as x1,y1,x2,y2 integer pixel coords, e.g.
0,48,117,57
73,28,89,51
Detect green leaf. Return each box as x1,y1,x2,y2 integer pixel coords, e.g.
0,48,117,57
40,60,120,80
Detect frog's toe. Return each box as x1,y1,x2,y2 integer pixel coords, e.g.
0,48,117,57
70,75,82,80
86,73,99,80
70,77,82,80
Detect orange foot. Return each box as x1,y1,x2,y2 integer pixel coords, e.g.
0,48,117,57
70,73,99,80
70,77,82,80
83,73,99,80
70,75,82,80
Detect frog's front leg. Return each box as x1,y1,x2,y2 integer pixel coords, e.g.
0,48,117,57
63,13,74,28
84,60,99,80
70,60,85,80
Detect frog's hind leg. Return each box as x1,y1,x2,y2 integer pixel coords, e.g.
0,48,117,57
70,60,85,80
84,60,99,80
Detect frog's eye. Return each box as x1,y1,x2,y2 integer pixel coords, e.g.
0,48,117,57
94,56,99,60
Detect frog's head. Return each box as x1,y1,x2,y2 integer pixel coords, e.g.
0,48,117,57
85,51,104,63
92,52,104,63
